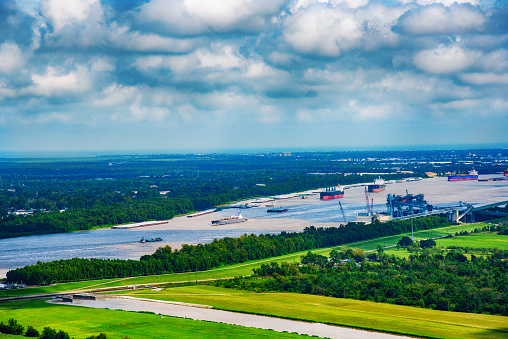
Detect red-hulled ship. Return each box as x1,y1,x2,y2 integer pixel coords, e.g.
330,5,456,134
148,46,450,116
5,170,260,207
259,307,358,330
320,187,344,200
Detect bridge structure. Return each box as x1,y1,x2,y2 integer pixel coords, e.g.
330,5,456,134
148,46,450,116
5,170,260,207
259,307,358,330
388,199,508,224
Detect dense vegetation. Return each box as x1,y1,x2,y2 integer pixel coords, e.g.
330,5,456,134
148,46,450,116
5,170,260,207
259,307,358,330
7,216,450,284
216,247,508,316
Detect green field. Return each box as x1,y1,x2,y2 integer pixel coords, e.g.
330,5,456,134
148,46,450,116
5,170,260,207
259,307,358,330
0,299,304,339
435,233,508,250
110,285,508,339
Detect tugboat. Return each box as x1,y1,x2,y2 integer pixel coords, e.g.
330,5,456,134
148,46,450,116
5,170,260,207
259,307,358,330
140,237,163,243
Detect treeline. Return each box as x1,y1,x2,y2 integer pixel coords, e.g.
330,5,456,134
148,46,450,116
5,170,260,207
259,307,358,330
217,248,508,316
7,216,450,284
0,197,193,239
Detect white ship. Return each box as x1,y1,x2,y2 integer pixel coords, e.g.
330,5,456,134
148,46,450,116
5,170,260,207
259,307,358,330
211,212,248,226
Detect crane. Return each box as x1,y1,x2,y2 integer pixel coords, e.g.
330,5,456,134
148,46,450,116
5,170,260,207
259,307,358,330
339,201,347,224
364,187,372,214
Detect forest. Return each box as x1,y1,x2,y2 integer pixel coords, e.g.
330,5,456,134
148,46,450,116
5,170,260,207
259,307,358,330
7,215,450,284
216,244,508,316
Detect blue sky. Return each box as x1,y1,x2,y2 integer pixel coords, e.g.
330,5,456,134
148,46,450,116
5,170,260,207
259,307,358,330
1,0,507,153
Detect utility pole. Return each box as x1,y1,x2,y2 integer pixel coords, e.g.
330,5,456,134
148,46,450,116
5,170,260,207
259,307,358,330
411,217,414,241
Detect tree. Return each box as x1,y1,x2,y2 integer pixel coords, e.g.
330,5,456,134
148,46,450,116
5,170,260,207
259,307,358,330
420,239,436,248
397,236,413,248
87,334,108,339
25,326,40,337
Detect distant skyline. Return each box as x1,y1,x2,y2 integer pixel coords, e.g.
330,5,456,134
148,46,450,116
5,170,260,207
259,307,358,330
1,0,508,153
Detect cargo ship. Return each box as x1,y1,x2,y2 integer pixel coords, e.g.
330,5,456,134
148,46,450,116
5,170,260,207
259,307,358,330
320,186,344,200
447,169,478,181
211,212,247,226
368,178,386,193
505,169,508,176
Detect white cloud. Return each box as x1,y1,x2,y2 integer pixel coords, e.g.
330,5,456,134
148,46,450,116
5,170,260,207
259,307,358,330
283,6,362,56
128,96,170,122
460,72,508,85
397,4,486,34
196,44,242,69
283,3,403,56
413,43,480,73
94,84,138,106
136,0,285,35
402,0,480,6
289,0,369,13
0,43,25,75
28,65,91,96
41,0,102,32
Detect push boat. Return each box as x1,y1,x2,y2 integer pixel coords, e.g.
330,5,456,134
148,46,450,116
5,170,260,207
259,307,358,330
140,237,163,243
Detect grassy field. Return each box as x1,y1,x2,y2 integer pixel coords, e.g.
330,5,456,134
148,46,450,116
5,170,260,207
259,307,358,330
0,299,305,339
112,285,508,339
435,233,508,250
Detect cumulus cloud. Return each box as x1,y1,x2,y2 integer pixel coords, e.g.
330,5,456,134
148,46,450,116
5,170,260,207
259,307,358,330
396,4,486,35
94,84,138,106
1,0,507,151
0,42,25,74
283,2,403,57
27,65,92,96
135,0,286,35
460,72,508,85
41,0,103,32
413,43,481,73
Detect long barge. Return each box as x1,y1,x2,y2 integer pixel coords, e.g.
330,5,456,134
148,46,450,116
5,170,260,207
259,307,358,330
112,221,167,229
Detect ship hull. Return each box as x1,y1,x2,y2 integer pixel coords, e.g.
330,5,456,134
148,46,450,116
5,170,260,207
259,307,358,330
368,185,386,193
212,218,248,226
320,192,344,200
447,175,478,181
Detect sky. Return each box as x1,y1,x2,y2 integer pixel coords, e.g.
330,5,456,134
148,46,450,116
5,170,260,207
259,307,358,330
1,0,507,154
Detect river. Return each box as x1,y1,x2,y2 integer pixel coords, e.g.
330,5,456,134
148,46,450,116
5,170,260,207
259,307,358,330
1,175,507,277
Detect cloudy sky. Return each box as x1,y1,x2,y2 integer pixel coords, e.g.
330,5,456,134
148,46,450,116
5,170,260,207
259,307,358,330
1,0,507,153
